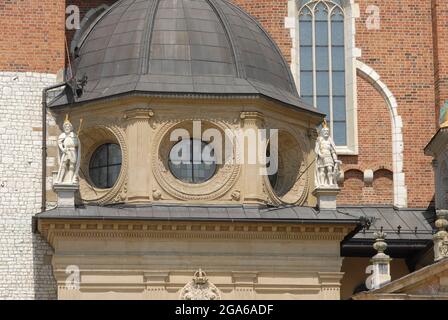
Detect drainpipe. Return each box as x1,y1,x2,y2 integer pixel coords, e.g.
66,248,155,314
41,83,67,212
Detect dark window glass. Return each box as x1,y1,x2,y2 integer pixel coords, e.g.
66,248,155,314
168,139,216,184
266,144,278,189
300,71,313,96
89,143,122,189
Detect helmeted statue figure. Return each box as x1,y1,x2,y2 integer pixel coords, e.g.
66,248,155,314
56,115,81,184
315,120,342,188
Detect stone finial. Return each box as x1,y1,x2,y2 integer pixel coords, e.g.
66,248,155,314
368,230,392,290
373,230,388,254
434,210,448,262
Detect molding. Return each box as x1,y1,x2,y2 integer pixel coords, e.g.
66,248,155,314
38,220,355,247
356,60,407,208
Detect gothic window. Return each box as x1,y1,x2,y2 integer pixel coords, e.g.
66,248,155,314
298,0,349,146
168,139,217,184
89,143,122,189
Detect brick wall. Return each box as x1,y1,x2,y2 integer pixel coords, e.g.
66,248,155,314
0,0,65,74
338,75,394,205
355,0,436,208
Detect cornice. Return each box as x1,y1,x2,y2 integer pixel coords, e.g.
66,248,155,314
38,219,355,247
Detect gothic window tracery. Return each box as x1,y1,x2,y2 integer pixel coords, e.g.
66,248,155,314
298,0,348,146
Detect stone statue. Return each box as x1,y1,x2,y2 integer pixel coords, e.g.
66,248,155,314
314,120,342,188
56,115,81,184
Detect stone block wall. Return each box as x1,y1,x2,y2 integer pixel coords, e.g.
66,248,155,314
0,72,58,299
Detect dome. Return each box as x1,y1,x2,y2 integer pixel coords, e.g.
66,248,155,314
52,0,315,113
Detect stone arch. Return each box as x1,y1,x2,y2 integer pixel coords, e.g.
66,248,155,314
356,60,407,208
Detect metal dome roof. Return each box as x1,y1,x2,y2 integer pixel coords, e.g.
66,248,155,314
51,0,316,113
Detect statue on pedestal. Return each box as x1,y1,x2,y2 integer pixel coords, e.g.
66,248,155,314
314,120,342,188
56,115,81,184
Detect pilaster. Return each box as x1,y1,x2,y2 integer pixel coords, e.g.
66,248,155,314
240,111,266,204
124,105,154,203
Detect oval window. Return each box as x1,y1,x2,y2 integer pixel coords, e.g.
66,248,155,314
168,139,216,184
89,143,122,188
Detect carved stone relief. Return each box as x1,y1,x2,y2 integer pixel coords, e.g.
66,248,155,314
180,269,221,300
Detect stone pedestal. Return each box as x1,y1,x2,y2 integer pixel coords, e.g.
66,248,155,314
53,183,79,208
312,188,340,210
369,231,392,290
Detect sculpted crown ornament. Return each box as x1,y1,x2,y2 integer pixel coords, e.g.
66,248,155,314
180,269,221,300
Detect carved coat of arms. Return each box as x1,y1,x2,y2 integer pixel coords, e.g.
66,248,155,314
180,269,221,300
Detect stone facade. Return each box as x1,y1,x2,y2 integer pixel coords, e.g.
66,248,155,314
0,72,57,299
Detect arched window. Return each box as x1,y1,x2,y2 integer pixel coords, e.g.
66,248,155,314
298,0,349,146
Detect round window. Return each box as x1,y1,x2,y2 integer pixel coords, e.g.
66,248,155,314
89,143,122,189
168,139,216,184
